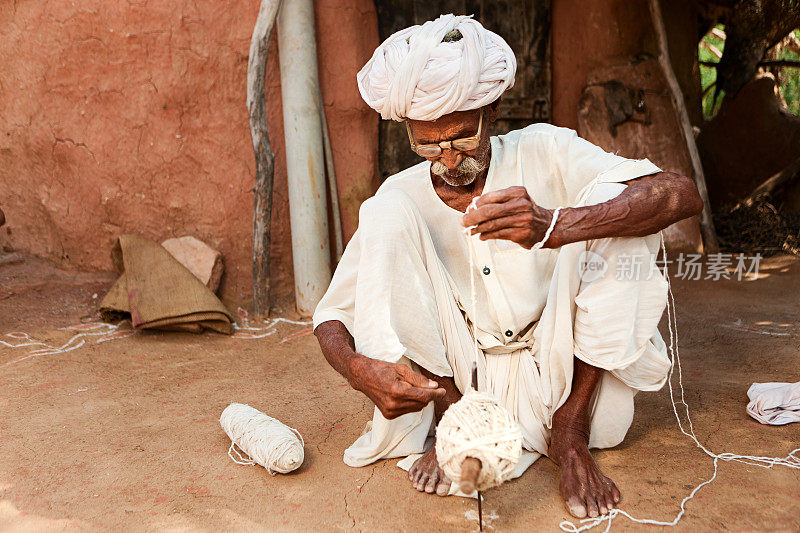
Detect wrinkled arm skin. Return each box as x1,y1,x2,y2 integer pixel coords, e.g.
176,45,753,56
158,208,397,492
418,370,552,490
463,172,704,249
314,320,445,419
314,319,361,388
546,172,704,248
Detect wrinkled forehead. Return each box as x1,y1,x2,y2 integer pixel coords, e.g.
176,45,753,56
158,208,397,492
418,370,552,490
407,109,481,143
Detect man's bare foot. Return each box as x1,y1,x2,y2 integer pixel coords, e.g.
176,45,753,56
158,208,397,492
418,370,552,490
549,426,621,518
408,442,452,496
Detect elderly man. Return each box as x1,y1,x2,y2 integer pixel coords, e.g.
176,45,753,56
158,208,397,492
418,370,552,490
313,14,702,519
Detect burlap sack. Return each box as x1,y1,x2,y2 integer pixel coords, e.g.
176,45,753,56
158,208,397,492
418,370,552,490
100,235,233,334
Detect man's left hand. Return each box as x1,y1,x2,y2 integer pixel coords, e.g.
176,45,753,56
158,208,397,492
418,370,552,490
461,186,556,249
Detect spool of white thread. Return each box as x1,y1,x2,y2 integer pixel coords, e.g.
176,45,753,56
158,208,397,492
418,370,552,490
435,390,523,491
219,403,305,475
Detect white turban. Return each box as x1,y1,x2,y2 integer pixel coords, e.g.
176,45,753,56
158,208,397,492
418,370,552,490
356,14,517,122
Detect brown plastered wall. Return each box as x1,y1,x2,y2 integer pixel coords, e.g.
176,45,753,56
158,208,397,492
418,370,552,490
552,0,702,129
0,0,379,312
2,0,709,313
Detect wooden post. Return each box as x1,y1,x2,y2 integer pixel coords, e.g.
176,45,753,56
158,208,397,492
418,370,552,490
649,0,720,253
247,0,281,317
319,93,344,262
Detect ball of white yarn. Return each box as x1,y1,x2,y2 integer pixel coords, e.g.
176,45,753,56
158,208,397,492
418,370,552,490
435,390,522,491
219,403,304,475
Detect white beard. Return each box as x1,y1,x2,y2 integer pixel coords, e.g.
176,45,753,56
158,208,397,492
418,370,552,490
431,157,487,186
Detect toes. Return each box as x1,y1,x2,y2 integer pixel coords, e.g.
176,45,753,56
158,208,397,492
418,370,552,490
603,493,614,514
409,458,421,477
414,473,428,491
566,496,587,518
595,481,611,515
436,474,451,496
585,496,600,518
611,483,622,504
598,499,608,516
557,446,620,519
424,480,437,493
424,470,439,493
411,472,422,490
602,488,615,512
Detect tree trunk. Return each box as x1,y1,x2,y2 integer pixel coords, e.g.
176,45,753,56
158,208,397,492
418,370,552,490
248,0,281,317
649,0,720,253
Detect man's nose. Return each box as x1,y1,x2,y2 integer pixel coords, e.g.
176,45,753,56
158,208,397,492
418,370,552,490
438,148,463,170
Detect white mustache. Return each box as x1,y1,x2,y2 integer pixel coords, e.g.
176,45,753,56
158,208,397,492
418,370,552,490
431,156,485,177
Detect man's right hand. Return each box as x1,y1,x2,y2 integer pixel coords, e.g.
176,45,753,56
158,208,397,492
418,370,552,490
351,357,446,420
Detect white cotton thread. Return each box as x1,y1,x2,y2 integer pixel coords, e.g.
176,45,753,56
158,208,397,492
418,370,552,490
532,207,563,250
466,197,481,346
219,403,305,475
231,313,312,339
1,322,133,367
1,316,311,364
558,234,800,532
433,197,523,491
436,390,523,490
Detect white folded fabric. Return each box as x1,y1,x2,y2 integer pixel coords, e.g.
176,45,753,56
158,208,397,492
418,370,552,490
356,14,516,122
746,382,800,425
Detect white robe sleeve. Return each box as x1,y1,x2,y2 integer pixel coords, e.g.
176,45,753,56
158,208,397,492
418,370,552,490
541,127,671,393
312,227,359,334
550,127,662,206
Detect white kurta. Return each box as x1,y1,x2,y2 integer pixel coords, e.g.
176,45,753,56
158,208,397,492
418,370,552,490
313,123,672,469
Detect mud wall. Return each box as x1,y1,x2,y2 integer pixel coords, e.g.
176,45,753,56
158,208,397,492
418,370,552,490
552,0,702,128
1,0,708,313
0,0,380,312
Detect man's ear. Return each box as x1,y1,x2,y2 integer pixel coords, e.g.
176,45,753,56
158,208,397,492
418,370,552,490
486,97,501,123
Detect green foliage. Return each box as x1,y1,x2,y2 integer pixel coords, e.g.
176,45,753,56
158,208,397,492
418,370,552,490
698,27,800,120
698,25,725,121
777,29,800,116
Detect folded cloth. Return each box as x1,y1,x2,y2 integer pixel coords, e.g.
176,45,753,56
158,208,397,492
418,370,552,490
100,234,233,334
746,382,800,425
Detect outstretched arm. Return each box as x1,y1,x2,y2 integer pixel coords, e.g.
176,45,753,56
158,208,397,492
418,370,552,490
461,172,704,248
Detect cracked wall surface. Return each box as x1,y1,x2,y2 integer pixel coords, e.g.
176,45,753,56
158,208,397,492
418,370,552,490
0,0,380,311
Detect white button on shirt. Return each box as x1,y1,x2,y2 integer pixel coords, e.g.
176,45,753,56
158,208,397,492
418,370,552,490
313,124,661,351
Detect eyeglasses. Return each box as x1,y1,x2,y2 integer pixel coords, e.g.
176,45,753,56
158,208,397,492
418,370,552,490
405,112,483,158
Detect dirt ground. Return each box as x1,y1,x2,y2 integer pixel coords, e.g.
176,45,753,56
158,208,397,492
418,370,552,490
1,254,798,532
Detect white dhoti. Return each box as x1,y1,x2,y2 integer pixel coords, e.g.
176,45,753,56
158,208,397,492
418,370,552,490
313,124,672,471
330,189,670,469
